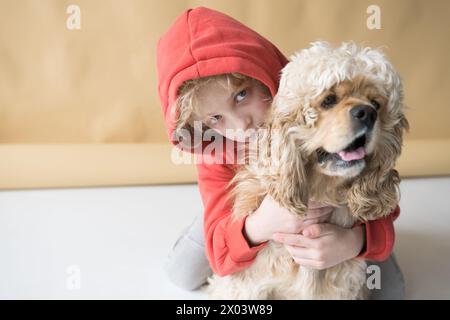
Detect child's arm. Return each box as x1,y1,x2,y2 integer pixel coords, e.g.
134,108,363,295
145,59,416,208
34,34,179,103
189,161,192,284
243,194,332,246
272,207,400,269
356,206,400,261
197,161,332,276
273,224,365,270
196,161,265,276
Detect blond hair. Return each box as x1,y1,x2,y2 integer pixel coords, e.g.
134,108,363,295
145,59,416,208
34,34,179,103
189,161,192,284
173,73,271,138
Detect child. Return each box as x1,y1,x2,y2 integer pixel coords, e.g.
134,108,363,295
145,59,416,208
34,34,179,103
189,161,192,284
156,7,405,299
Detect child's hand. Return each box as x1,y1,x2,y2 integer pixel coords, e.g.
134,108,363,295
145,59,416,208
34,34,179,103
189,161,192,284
273,224,365,270
243,194,333,246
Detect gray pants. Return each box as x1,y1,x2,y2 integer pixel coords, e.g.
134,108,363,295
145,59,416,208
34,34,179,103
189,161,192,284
164,213,405,299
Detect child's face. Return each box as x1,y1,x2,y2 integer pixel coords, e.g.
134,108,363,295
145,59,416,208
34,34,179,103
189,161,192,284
194,80,271,142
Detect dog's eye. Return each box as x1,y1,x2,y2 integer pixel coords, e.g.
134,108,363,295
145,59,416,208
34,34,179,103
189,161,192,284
370,99,381,110
321,94,337,109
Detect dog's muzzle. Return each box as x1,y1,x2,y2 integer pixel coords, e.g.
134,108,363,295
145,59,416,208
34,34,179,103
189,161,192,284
316,133,368,168
350,104,377,131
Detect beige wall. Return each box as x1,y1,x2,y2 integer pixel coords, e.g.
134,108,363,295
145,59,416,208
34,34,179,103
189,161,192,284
1,0,449,189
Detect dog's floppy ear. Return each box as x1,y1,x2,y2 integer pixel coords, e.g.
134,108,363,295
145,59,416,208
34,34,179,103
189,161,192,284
345,43,410,221
347,112,409,221
268,122,309,217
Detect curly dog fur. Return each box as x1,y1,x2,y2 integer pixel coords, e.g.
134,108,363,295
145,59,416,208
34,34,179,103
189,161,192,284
208,41,409,299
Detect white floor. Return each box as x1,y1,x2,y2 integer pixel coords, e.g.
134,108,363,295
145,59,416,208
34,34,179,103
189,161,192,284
0,177,449,299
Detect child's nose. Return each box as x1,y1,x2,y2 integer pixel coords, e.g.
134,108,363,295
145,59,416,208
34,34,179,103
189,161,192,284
233,114,252,131
240,117,253,131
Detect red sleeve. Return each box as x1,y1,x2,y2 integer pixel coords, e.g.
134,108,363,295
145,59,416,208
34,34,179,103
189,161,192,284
355,206,400,261
196,161,267,277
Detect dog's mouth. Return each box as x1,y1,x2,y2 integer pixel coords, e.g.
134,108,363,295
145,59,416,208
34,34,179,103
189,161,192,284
316,134,367,167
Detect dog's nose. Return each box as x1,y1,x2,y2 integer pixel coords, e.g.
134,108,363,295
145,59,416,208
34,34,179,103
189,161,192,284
350,105,377,130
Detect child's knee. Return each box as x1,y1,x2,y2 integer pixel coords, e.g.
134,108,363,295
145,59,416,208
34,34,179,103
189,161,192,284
367,253,405,300
164,262,205,291
164,232,211,291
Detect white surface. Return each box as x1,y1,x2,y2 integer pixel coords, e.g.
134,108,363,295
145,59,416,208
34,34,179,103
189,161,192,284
0,177,449,299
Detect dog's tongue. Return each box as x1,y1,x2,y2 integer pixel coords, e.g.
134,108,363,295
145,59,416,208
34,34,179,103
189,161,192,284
338,147,366,161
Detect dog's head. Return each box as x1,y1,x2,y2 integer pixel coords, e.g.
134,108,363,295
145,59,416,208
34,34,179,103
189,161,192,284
305,76,387,178
271,41,409,218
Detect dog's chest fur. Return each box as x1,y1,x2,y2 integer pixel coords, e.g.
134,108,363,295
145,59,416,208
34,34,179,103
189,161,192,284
208,206,368,300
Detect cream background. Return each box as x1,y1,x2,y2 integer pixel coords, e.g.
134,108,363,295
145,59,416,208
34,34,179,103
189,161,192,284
1,0,449,189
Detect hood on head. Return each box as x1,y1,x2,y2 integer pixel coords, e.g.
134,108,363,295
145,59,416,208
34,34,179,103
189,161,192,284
156,7,288,153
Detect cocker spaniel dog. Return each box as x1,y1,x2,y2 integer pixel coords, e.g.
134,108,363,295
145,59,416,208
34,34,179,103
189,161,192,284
207,41,409,299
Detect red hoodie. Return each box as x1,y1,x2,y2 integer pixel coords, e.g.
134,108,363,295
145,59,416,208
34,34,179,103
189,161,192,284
156,7,399,276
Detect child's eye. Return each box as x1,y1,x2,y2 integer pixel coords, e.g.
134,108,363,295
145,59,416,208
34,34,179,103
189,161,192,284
235,89,247,103
208,115,222,126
